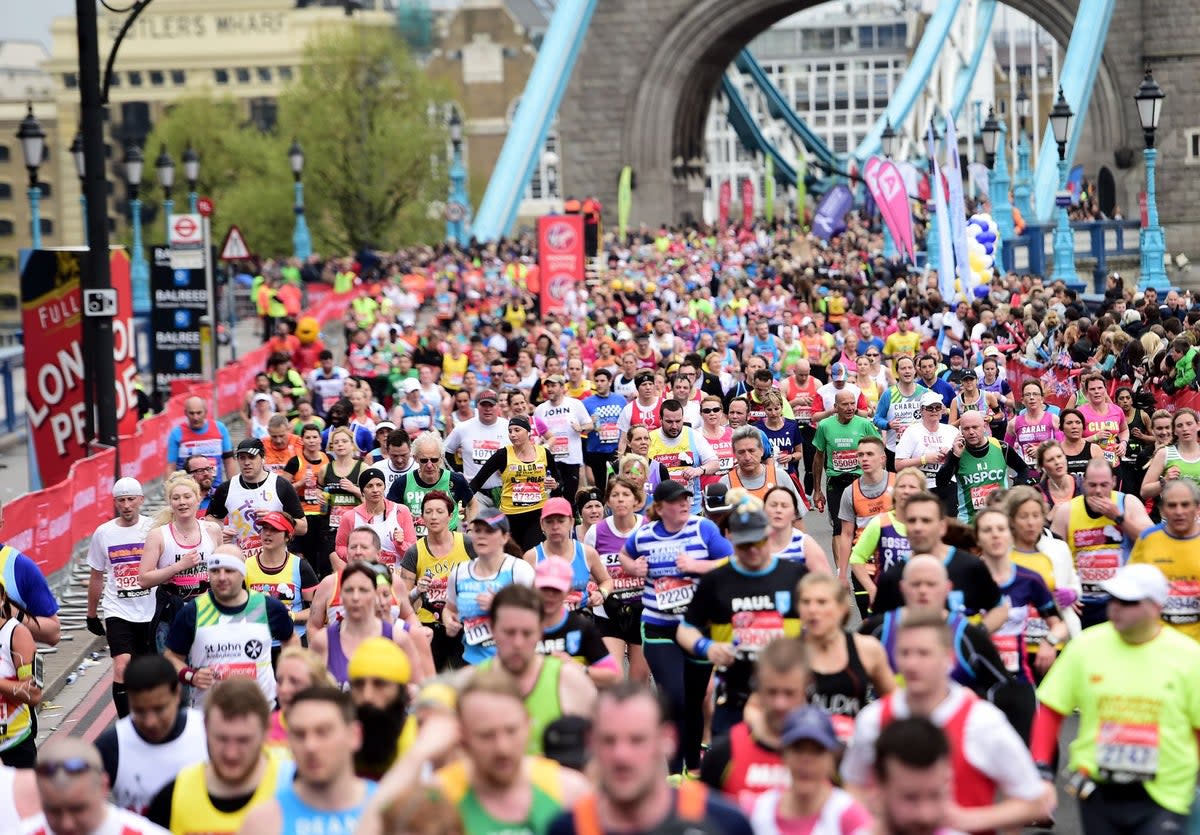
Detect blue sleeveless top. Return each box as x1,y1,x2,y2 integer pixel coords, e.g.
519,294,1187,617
277,777,377,834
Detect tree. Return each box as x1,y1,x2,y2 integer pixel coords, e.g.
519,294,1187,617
141,98,294,257
277,26,449,252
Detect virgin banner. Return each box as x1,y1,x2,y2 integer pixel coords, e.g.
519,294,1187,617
741,178,755,230
537,214,585,318
718,180,732,229
864,156,916,261
21,249,139,486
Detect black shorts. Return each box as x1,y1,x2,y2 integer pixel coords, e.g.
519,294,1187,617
105,618,155,658
597,602,643,645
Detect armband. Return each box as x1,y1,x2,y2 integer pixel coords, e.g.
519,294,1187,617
693,637,712,659
178,667,196,685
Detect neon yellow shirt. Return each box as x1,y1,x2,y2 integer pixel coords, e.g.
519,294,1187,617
1037,623,1200,814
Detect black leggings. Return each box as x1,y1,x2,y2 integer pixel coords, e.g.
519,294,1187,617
508,511,544,552
642,624,712,774
0,733,36,768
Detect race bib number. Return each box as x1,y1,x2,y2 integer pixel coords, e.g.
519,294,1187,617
653,577,695,612
463,615,494,647
795,404,812,423
606,560,643,597
425,576,448,605
238,534,263,560
831,713,856,743
599,422,620,444
1164,580,1200,625
472,440,501,464
969,482,1000,510
512,482,542,506
113,562,149,599
1097,721,1159,782
831,449,858,472
551,435,569,457
718,456,735,473
1077,550,1121,594
211,662,257,681
992,633,1021,673
565,590,585,611
304,486,322,504
730,610,786,653
1025,611,1050,644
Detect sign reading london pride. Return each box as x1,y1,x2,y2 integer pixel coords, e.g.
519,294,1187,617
537,214,584,317
20,249,139,485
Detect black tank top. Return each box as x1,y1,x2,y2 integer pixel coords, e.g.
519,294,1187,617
807,631,871,726
1065,442,1096,478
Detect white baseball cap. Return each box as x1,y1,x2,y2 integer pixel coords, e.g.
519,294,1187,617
112,477,143,498
1099,563,1169,606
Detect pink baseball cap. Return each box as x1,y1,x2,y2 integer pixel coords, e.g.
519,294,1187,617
535,556,574,592
541,497,573,519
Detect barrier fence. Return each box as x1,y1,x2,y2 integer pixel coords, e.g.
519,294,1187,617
0,286,349,585
1003,356,1200,413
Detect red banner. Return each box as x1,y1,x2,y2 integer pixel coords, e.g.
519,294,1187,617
718,180,732,229
742,178,755,230
20,249,138,486
537,214,584,318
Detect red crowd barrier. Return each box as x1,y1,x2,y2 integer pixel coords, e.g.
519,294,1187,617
1,287,351,577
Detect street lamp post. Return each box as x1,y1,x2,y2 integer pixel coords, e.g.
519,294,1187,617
1048,87,1078,287
879,118,898,261
1135,65,1168,292
980,106,1015,247
446,111,469,244
124,141,150,317
925,122,941,273
156,145,175,241
16,103,46,250
1012,83,1034,222
71,132,87,246
182,142,200,214
290,139,312,260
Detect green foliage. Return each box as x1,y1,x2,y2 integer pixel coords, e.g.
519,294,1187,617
278,26,449,252
141,97,293,256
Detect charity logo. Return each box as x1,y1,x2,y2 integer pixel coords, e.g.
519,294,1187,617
545,222,577,251
244,639,264,660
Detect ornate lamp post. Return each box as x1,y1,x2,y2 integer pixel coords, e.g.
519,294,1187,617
124,141,150,316
1134,65,1168,292
1048,87,1077,286
16,103,46,249
155,145,175,240
1012,83,1034,221
446,111,469,244
289,139,312,260
182,142,200,213
879,117,898,261
980,105,1014,245
71,131,87,246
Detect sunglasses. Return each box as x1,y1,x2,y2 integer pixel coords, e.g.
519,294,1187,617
35,759,95,779
701,407,723,414
417,457,440,464
865,353,881,358
922,404,943,411
187,466,216,474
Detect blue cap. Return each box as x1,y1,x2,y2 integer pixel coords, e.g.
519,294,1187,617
829,362,848,382
779,706,841,751
947,345,965,359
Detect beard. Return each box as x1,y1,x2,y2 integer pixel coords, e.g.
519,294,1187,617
354,694,409,780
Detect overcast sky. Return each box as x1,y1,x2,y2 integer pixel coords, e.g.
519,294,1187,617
3,0,75,49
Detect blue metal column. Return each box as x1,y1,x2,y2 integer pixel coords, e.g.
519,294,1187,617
293,180,312,260
1139,147,1169,291
1051,158,1079,287
163,196,174,241
990,121,1014,243
1013,131,1033,221
447,147,469,244
28,185,42,249
130,197,150,315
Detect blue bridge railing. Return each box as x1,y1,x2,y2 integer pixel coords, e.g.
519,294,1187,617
1002,219,1141,292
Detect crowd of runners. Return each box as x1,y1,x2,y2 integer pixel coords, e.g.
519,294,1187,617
3,215,1200,834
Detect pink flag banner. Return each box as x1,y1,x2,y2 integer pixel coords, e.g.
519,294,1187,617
718,180,731,229
741,178,755,230
864,156,916,262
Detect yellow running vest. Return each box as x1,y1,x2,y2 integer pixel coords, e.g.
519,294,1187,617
499,445,550,515
1066,493,1127,600
169,752,286,834
413,533,471,624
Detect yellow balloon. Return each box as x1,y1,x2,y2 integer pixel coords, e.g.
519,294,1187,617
645,282,658,294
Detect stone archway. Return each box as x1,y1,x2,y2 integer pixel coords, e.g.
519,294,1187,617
559,0,1138,228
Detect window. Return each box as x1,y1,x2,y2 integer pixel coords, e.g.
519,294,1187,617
110,72,120,87
858,26,875,49
257,67,272,82
235,68,251,83
214,69,229,84
249,97,277,133
39,219,53,236
36,182,51,198
0,221,12,237
149,71,164,86
0,184,9,200
0,146,7,163
64,73,78,89
833,134,849,153
877,25,896,49
278,66,294,81
171,70,186,85
129,71,143,87
1186,129,1200,165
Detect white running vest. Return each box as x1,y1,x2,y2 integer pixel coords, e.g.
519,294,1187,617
111,708,207,814
224,473,283,560
158,522,217,596
187,592,276,710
